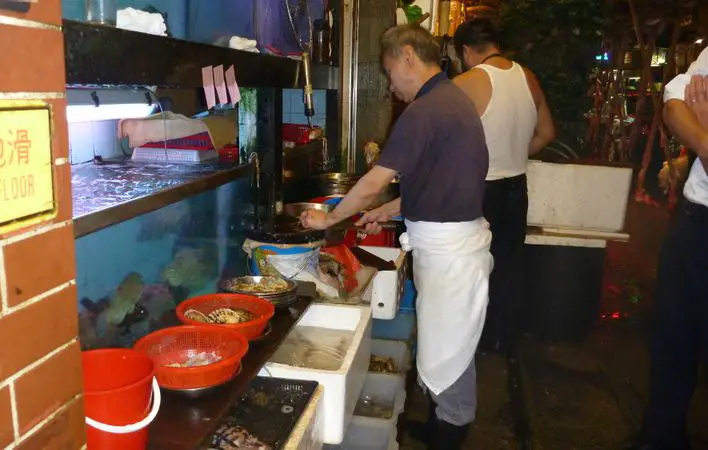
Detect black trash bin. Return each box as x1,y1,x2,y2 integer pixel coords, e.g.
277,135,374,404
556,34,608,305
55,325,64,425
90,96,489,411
523,241,606,342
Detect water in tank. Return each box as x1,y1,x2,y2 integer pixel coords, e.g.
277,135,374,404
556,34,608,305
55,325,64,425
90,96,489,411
74,176,254,349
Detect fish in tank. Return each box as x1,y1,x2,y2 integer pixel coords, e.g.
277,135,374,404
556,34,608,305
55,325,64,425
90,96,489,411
75,176,254,350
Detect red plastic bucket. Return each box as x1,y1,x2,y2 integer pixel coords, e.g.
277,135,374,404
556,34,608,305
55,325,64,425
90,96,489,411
82,349,161,450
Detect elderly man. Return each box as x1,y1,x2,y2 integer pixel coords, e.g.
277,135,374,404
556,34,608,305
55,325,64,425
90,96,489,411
301,25,492,450
631,48,708,450
453,18,555,353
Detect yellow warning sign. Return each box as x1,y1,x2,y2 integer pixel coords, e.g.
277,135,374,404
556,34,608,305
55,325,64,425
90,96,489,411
0,108,54,226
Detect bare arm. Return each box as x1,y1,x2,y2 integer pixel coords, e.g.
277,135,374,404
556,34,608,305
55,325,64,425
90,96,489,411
525,68,556,155
664,99,708,159
380,197,401,217
453,69,492,117
326,165,398,225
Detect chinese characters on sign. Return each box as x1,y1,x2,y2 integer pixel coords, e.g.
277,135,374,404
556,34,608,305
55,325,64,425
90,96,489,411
0,108,54,226
0,130,32,167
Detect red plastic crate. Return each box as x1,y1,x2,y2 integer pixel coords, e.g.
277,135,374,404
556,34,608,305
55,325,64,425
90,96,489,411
283,123,322,145
343,228,397,247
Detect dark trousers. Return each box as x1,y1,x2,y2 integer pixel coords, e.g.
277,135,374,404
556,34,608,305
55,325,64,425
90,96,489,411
643,201,708,449
481,174,528,351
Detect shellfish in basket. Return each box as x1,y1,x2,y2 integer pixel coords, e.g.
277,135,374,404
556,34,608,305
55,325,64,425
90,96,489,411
207,308,254,325
184,309,210,323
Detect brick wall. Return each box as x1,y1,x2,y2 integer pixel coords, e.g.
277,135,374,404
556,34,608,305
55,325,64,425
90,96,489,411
0,3,85,450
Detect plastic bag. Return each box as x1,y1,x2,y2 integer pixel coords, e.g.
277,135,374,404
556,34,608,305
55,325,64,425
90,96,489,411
254,0,325,55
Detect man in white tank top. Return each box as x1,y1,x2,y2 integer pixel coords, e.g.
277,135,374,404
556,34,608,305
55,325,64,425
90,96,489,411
453,19,556,353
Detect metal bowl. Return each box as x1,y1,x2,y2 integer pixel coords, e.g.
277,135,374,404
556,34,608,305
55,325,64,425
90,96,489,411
163,366,242,399
283,202,333,218
220,276,298,308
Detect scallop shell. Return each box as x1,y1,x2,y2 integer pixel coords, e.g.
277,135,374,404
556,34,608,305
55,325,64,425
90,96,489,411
207,308,254,324
184,309,210,323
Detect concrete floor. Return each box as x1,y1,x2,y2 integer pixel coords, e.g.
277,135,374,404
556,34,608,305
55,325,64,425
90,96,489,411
399,201,708,449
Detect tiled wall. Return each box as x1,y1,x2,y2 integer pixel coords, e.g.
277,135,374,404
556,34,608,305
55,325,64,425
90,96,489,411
283,89,327,130
0,3,84,450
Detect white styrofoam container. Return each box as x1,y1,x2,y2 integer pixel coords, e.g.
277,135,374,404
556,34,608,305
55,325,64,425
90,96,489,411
283,384,325,450
370,339,411,375
261,304,372,445
526,160,632,232
359,246,408,320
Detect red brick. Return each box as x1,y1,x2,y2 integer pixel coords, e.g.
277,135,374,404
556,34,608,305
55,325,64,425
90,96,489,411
15,342,82,434
0,285,78,382
0,3,62,27
0,386,13,448
15,397,85,450
3,225,76,306
49,98,69,161
53,163,72,224
0,25,65,93
45,98,71,225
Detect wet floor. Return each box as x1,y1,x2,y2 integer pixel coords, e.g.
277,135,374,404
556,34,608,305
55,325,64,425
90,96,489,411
399,201,708,449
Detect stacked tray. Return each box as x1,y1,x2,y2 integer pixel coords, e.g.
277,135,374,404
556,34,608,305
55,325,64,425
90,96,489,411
220,276,298,308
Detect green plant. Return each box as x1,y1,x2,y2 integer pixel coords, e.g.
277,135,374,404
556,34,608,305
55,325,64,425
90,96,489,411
500,0,604,146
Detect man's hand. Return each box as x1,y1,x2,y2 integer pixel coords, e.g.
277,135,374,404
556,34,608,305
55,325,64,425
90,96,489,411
300,209,335,230
354,207,392,235
684,75,708,171
686,75,708,129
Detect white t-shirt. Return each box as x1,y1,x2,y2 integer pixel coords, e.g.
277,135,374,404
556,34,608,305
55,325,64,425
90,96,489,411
664,47,708,207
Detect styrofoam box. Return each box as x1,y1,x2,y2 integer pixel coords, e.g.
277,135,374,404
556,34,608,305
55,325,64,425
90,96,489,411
359,246,408,320
370,339,410,375
526,160,632,232
260,304,372,445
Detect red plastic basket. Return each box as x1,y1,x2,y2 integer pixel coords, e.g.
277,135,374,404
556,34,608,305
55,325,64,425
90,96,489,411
175,294,275,341
133,326,248,390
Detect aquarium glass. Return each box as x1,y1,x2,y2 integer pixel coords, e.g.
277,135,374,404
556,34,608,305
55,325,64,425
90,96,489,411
75,177,254,349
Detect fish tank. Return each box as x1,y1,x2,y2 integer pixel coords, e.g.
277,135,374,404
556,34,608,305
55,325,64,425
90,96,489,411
73,162,256,350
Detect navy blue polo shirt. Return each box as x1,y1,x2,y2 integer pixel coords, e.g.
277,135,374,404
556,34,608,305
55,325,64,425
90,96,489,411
377,72,488,222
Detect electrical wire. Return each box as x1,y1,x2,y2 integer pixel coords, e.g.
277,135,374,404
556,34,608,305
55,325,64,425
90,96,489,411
140,86,168,162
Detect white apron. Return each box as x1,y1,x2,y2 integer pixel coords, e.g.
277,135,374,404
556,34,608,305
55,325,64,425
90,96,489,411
401,218,493,395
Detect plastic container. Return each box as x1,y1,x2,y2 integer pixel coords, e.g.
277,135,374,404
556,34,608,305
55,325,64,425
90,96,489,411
82,349,160,450
176,293,275,341
398,280,417,314
343,228,398,248
133,325,248,390
359,246,407,320
355,372,406,428
324,415,398,450
245,242,322,279
370,339,410,376
131,147,219,163
260,304,372,445
371,312,416,342
86,0,117,25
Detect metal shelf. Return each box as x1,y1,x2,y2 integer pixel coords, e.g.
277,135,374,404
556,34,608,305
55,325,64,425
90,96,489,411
63,20,339,90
